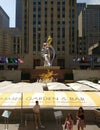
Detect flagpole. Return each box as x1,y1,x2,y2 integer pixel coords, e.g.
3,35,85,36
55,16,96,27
20,92,23,126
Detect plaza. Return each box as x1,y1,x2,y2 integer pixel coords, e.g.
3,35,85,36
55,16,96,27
0,79,99,130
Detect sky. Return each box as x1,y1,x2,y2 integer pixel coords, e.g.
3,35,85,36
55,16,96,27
0,0,100,27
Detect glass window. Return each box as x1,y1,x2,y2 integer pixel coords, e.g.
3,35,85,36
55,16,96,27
57,47,60,51
33,46,36,51
62,46,65,51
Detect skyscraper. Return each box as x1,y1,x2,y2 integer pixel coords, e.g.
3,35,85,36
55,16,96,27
83,5,100,55
16,0,22,31
21,0,77,69
0,6,9,28
77,3,100,69
77,4,100,55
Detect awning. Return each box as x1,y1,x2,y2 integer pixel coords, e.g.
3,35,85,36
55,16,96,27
67,82,97,91
77,80,100,91
0,82,44,93
0,91,99,109
47,82,72,91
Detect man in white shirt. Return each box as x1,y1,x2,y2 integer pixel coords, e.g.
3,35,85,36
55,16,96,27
33,101,45,129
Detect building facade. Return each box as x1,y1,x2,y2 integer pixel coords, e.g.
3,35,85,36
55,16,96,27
0,28,22,56
16,0,22,31
0,28,22,70
0,6,9,28
83,5,100,55
77,3,87,55
21,0,77,69
77,4,100,69
0,28,12,56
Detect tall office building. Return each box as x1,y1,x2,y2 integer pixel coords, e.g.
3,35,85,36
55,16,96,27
77,3,87,55
83,5,100,55
16,0,22,30
21,0,77,69
77,4,100,69
77,3,86,16
0,28,22,56
77,4,100,55
0,6,9,27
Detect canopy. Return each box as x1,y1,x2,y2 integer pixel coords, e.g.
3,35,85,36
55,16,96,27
77,80,100,91
0,91,99,109
47,82,72,91
66,82,97,91
0,82,44,93
0,81,99,109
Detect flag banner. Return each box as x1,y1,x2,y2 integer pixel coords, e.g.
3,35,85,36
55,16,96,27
0,57,23,64
0,91,99,109
18,58,24,63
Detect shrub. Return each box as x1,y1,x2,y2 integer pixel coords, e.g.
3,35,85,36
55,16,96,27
21,72,30,80
90,78,99,83
64,73,73,80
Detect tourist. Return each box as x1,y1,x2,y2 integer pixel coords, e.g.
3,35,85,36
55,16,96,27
33,101,45,129
64,113,73,130
76,107,86,130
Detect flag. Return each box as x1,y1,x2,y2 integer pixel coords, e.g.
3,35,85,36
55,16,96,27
18,58,24,63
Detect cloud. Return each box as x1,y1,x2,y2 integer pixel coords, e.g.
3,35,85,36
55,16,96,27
88,0,100,4
77,0,100,4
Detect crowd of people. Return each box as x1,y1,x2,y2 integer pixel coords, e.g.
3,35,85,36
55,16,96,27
33,101,86,130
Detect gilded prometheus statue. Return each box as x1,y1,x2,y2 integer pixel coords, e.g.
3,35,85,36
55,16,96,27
40,70,57,82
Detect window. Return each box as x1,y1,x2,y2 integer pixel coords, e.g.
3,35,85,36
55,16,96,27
57,47,60,51
62,46,65,51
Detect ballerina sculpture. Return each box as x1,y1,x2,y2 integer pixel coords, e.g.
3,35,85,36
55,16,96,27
41,36,55,66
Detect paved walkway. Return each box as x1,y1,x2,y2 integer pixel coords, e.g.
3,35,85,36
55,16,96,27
0,121,99,130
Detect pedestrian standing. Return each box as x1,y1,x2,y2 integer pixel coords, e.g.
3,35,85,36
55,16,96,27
33,101,45,129
76,107,86,130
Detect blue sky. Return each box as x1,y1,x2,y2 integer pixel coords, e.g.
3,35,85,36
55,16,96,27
0,0,16,27
0,0,100,27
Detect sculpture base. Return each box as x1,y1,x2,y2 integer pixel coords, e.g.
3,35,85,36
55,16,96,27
35,66,60,70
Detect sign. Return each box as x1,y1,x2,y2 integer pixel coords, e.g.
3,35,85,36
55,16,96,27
2,110,11,118
0,91,99,108
54,111,63,119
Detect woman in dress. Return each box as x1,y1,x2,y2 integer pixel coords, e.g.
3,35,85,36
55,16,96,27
76,107,86,130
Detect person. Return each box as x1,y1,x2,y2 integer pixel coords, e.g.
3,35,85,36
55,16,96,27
76,107,86,130
64,113,73,130
33,101,45,129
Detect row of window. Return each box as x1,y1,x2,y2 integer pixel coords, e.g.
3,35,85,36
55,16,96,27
33,7,65,11
33,45,65,52
33,1,65,5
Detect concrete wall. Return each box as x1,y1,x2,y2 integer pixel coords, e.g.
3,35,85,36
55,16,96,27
73,70,100,81
0,70,21,82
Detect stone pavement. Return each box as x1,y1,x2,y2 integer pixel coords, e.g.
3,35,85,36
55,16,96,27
0,121,99,130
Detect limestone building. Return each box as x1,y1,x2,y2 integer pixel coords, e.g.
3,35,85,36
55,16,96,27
21,0,77,69
0,28,22,70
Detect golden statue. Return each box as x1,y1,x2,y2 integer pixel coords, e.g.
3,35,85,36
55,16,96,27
40,70,57,82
